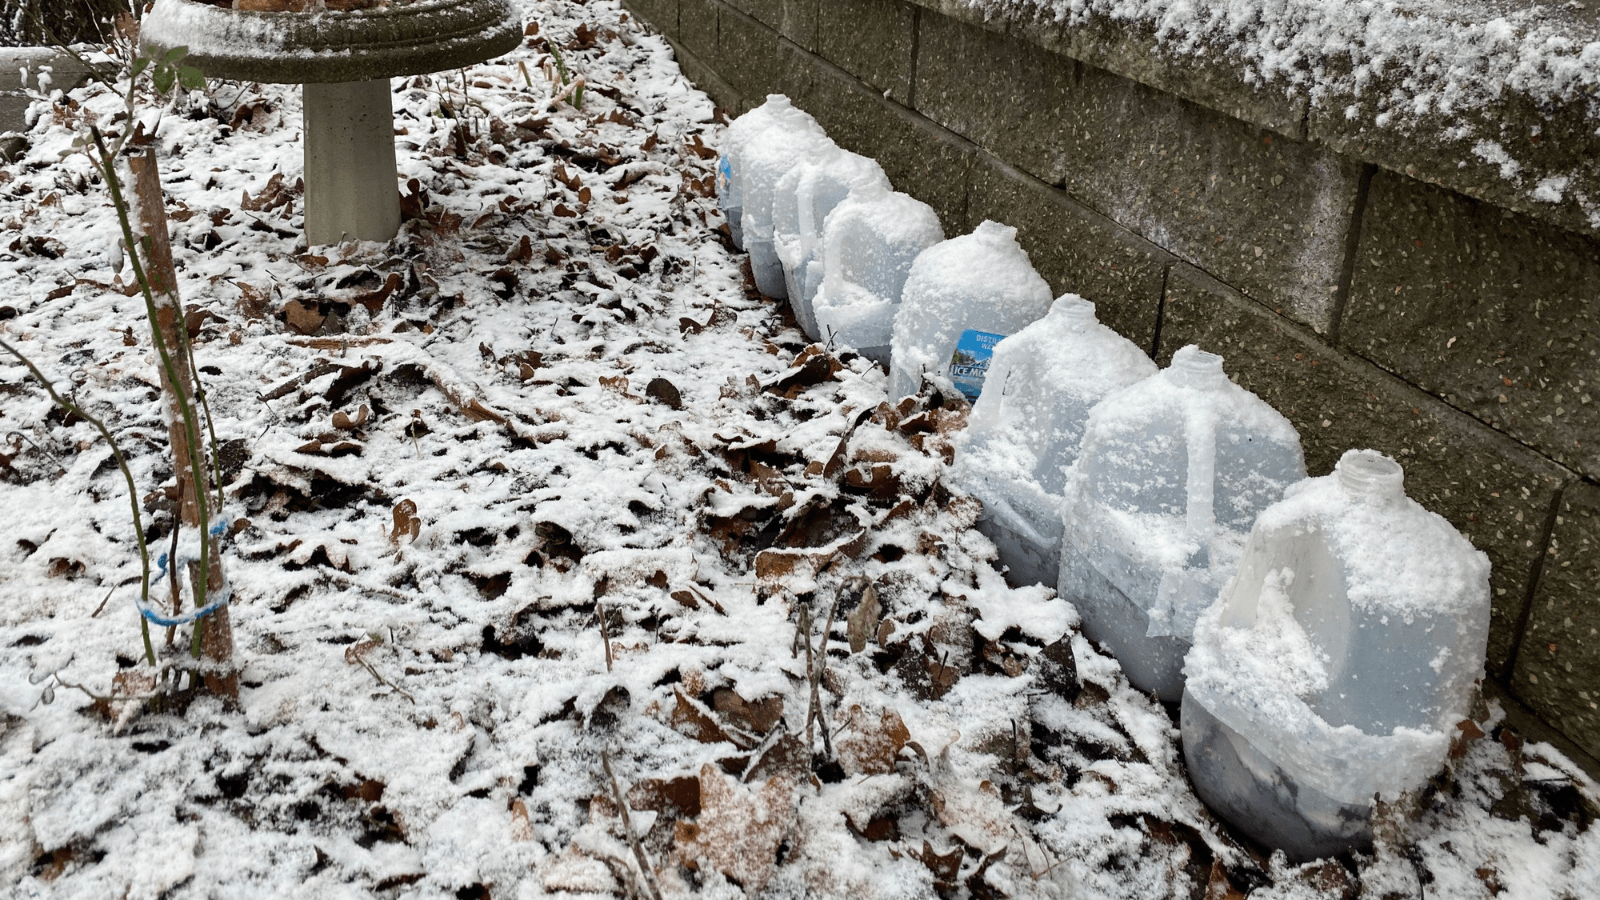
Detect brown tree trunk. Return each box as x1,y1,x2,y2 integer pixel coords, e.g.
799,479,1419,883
127,146,237,701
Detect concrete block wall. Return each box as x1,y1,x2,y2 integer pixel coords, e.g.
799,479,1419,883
0,48,99,160
620,0,1600,773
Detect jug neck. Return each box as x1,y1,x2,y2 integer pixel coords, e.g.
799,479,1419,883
1169,346,1230,390
1052,296,1096,330
1335,450,1405,500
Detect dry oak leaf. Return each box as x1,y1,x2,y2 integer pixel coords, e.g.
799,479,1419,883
711,687,783,734
845,584,882,653
389,499,421,547
508,799,535,841
671,687,757,749
931,778,1011,856
674,764,797,891
834,704,910,776
332,404,370,430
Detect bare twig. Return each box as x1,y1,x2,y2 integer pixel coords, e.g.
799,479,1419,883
800,603,815,749
816,593,839,759
602,752,664,900
354,656,416,704
597,599,614,673
91,585,115,618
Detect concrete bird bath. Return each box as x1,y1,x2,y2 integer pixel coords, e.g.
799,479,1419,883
140,0,520,245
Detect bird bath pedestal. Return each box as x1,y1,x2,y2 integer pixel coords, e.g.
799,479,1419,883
141,0,520,245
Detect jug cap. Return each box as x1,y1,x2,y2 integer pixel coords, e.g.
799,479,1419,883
1051,295,1096,329
972,220,1021,246
1335,449,1405,499
1169,345,1229,390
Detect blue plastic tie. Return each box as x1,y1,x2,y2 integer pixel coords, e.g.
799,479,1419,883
138,515,232,627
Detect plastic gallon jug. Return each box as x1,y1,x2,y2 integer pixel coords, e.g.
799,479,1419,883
809,184,943,365
1181,450,1491,861
1059,345,1305,701
953,296,1156,588
771,149,891,340
716,95,824,251
888,221,1052,401
738,113,834,300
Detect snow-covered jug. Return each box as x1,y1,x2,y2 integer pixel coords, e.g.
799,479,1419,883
1181,450,1491,860
1059,345,1305,701
716,95,825,251
888,221,1052,400
771,148,891,341
728,102,833,299
809,183,943,364
954,296,1155,588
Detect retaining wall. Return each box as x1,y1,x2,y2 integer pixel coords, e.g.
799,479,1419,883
620,0,1600,773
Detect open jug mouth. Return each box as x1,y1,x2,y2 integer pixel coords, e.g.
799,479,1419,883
1169,345,1230,390
1335,449,1405,499
1052,295,1096,329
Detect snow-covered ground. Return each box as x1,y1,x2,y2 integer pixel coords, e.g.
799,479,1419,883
1,2,1597,897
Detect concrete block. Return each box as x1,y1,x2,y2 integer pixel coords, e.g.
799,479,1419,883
1310,63,1600,242
912,11,1362,334
1158,265,1573,676
1510,481,1600,763
668,36,745,114
816,0,916,105
967,151,1170,352
1483,677,1600,780
1008,8,1309,141
1069,65,1362,336
1342,170,1600,481
0,47,99,134
677,0,720,64
777,40,973,237
781,0,820,51
913,11,1075,194
901,0,1600,243
619,0,679,38
717,3,783,101
721,0,784,29
898,0,1307,139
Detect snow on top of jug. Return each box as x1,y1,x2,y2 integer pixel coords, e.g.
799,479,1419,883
772,149,890,270
718,95,819,216
1076,344,1304,529
736,111,834,244
813,187,945,351
967,295,1157,440
798,150,889,255
1259,450,1491,620
958,295,1156,516
888,221,1053,401
823,183,945,252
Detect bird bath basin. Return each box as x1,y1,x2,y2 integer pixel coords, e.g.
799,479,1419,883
141,0,520,244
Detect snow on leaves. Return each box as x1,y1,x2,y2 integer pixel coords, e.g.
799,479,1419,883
673,764,798,891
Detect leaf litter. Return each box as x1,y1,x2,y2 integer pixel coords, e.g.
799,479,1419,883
0,0,1597,897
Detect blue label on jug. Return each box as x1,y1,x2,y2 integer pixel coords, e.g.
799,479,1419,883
949,329,1005,400
716,156,732,194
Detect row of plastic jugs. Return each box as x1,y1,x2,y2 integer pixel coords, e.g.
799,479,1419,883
718,94,1492,863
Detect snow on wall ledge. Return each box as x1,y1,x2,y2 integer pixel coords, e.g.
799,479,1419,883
929,0,1600,237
